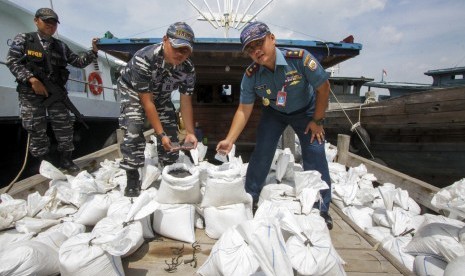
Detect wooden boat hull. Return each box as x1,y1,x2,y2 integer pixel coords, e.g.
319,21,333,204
325,86,465,187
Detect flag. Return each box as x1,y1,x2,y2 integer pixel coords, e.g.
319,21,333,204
382,69,387,77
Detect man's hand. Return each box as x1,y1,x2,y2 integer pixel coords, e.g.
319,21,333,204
305,120,325,144
29,77,48,97
183,133,198,149
92,38,99,53
216,139,233,156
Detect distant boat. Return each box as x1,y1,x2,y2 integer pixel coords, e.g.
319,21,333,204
0,0,122,186
324,67,465,187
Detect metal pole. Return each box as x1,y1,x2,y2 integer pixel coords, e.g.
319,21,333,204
234,0,257,28
237,0,273,29
187,0,219,29
203,0,221,27
232,0,242,26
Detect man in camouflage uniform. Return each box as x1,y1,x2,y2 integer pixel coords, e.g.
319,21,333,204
6,8,99,174
118,22,198,197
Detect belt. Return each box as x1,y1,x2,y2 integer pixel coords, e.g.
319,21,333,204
267,103,310,116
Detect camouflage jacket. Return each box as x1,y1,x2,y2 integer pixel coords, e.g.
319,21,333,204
6,32,97,85
119,43,196,96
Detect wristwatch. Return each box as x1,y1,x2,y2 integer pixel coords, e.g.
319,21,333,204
312,118,325,126
157,132,167,140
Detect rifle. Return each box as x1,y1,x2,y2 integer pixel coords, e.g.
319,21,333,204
42,76,89,129
28,61,89,129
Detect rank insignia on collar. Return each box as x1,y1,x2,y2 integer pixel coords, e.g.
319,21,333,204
246,63,259,77
285,49,304,59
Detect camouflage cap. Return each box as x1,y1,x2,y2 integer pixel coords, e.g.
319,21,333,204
240,21,270,51
166,22,195,51
35,8,60,23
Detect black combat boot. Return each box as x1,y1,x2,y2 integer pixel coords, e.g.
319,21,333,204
59,151,80,173
125,169,141,197
29,153,52,175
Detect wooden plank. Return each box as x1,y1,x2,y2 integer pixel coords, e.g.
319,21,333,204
123,230,214,276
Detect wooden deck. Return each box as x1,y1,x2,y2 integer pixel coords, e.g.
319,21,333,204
122,205,408,275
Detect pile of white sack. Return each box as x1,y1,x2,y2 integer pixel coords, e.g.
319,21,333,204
330,155,465,276
2,136,463,276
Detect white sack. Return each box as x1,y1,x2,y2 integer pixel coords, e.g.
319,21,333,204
0,229,34,246
201,176,250,207
444,255,465,276
33,221,86,252
404,222,465,262
342,205,374,230
294,170,327,196
197,227,259,276
59,232,125,276
141,164,161,190
0,240,59,276
381,236,415,272
287,232,346,276
93,216,144,258
236,218,294,276
39,160,66,180
15,217,60,234
414,255,447,276
152,203,196,243
204,203,251,239
0,194,27,230
258,183,296,206
72,193,115,226
156,163,201,204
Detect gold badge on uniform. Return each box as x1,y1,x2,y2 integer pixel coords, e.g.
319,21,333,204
308,59,318,71
266,89,271,95
262,97,270,106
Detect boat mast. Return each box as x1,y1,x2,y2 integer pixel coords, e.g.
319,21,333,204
187,0,274,38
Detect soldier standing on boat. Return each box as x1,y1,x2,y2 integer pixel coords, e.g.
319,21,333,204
216,22,333,229
117,22,198,197
5,8,99,174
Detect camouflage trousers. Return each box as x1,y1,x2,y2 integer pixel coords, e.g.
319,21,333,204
19,92,74,157
118,81,179,170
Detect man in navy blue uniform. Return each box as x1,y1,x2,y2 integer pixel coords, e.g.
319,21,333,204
216,21,333,229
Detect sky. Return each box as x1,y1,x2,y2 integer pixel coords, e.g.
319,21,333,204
7,0,465,86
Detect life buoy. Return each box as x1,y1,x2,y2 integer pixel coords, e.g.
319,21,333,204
88,72,103,95
349,126,371,153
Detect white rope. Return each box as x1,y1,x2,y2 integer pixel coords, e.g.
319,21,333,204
329,88,375,159
5,134,30,194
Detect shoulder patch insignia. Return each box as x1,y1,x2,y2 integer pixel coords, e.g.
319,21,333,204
246,63,259,77
285,49,304,59
307,59,318,71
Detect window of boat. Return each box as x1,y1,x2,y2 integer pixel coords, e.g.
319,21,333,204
66,66,86,94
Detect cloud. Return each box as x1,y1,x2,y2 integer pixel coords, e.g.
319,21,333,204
379,26,403,44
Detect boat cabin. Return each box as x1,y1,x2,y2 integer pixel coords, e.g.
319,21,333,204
98,37,362,154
